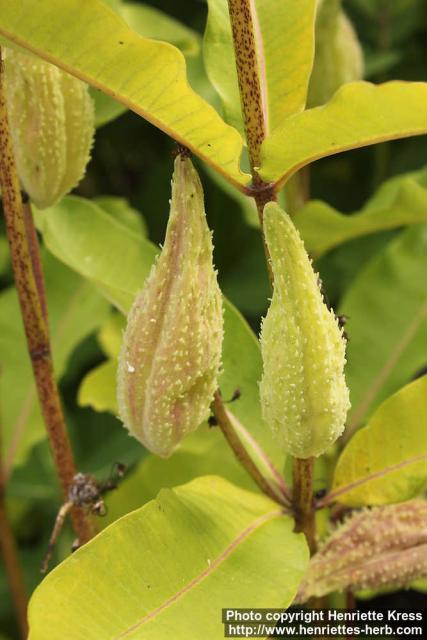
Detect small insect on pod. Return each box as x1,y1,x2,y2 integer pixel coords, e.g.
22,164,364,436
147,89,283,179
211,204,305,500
259,203,350,458
117,154,223,458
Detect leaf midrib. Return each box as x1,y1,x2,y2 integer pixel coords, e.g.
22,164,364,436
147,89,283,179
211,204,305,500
325,453,427,506
115,507,283,638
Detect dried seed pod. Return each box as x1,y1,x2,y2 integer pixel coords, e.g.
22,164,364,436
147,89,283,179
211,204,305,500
296,500,427,602
259,203,350,458
308,0,364,108
117,156,223,457
4,48,94,208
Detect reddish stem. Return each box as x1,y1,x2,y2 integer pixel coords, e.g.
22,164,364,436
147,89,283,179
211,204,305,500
0,49,93,545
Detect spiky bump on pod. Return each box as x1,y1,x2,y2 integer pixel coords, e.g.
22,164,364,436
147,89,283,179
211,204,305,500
117,155,223,458
259,203,350,458
295,500,427,602
308,0,364,108
3,48,94,208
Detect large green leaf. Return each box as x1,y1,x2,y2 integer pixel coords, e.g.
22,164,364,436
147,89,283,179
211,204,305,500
35,196,157,314
103,429,257,525
339,224,427,429
295,167,427,258
92,1,201,126
93,195,147,237
203,0,316,137
0,0,248,188
28,476,308,639
37,196,280,465
0,252,109,473
331,376,427,506
260,81,427,188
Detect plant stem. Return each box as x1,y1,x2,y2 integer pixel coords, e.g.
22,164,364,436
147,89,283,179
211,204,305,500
292,457,317,555
22,196,49,323
0,50,93,545
212,391,290,507
252,184,276,285
227,0,276,285
0,388,28,639
227,0,266,174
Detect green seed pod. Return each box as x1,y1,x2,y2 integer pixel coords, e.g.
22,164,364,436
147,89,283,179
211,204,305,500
259,203,350,458
296,500,427,602
308,0,364,108
4,48,94,208
117,155,223,458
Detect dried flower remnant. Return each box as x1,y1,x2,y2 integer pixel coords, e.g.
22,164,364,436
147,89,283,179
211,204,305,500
296,500,427,602
259,203,350,458
117,155,223,457
4,48,94,208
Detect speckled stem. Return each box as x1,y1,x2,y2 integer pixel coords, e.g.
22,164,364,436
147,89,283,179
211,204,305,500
22,197,49,323
0,49,93,545
293,457,317,555
227,0,266,173
226,0,276,287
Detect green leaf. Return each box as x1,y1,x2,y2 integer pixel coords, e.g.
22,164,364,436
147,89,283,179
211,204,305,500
0,0,248,188
339,224,427,428
37,195,280,465
92,2,201,127
94,195,147,237
91,88,127,128
0,252,109,473
331,376,427,506
98,312,126,359
79,360,117,413
260,81,427,188
35,196,157,314
28,477,308,639
104,429,257,524
121,3,200,57
203,0,316,136
295,166,427,258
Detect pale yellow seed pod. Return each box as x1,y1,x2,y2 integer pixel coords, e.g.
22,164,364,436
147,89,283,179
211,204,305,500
296,500,427,602
117,155,223,458
259,203,350,458
4,48,94,208
308,0,364,108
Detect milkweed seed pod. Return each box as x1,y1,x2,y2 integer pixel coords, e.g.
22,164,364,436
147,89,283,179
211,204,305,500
3,48,94,208
259,203,350,458
117,155,223,458
308,0,364,108
295,500,427,602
